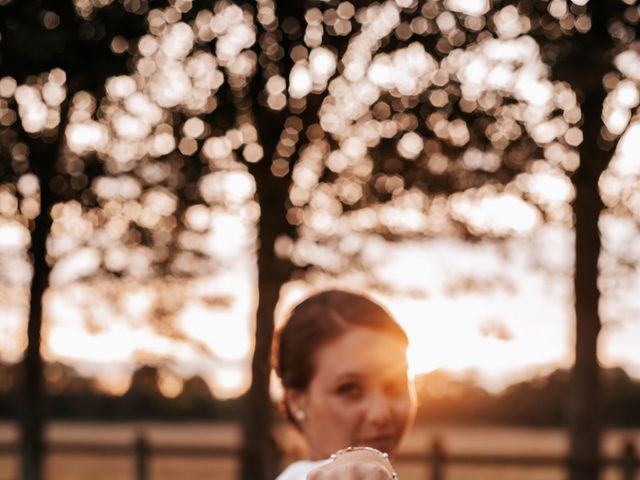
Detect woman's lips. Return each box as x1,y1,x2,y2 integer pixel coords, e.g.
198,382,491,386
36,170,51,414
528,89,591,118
356,436,396,453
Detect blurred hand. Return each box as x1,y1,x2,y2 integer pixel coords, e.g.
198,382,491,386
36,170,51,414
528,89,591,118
306,449,396,480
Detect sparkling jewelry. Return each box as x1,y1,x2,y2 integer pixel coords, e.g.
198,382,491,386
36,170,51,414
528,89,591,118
294,410,305,421
330,446,398,479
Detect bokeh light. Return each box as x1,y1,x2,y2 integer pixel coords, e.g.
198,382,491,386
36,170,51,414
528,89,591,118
1,0,639,402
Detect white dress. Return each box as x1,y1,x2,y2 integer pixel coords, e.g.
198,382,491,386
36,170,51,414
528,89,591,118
275,459,330,480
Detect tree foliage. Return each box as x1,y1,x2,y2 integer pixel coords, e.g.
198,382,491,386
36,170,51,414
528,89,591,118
2,1,640,480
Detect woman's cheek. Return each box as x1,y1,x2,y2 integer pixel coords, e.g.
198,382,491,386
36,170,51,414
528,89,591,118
395,398,412,425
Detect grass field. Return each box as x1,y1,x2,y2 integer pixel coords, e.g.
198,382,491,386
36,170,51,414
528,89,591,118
1,422,638,480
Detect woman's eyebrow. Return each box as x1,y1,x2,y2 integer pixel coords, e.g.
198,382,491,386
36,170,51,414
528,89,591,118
332,372,364,383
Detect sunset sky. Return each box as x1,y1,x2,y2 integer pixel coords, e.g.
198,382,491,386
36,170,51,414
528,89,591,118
2,218,639,399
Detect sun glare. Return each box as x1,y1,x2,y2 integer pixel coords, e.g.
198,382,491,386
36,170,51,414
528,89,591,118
278,235,575,394
207,366,250,399
178,302,251,362
446,0,489,16
0,307,27,362
450,191,540,236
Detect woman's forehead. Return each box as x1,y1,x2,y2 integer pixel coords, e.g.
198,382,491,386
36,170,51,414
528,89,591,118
333,325,406,347
312,327,408,379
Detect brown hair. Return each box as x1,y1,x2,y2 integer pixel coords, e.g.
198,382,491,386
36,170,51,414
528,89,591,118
273,289,408,422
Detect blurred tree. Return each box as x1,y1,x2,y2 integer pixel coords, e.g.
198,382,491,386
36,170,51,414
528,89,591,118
6,360,640,425
251,3,640,480
2,2,639,480
414,370,495,424
0,361,20,418
246,1,582,479
519,2,639,479
122,365,164,415
0,2,147,479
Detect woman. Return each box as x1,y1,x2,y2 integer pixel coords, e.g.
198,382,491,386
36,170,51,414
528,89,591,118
273,289,416,480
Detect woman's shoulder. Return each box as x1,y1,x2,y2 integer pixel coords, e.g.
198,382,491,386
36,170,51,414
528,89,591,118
275,459,330,480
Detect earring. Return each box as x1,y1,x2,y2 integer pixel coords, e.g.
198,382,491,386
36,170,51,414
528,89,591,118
294,410,306,421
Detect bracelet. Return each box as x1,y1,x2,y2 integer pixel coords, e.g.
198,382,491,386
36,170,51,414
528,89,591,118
330,446,398,479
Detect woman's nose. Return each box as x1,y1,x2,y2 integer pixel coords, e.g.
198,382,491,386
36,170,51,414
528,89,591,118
365,390,394,425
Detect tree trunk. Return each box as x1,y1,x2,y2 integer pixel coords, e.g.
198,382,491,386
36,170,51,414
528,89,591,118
21,136,59,480
240,163,293,480
240,69,295,480
239,1,306,477
552,4,616,480
570,135,606,480
567,39,610,480
22,250,47,480
20,81,72,480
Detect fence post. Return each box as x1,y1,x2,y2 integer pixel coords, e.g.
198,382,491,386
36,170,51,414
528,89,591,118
623,440,636,480
135,434,149,480
430,436,444,480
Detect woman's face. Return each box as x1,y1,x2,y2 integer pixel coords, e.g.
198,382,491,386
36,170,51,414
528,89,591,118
288,327,416,460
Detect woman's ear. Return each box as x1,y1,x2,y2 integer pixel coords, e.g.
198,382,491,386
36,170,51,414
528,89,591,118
285,389,309,423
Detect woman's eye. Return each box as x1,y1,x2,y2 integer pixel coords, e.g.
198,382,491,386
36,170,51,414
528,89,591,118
336,382,362,398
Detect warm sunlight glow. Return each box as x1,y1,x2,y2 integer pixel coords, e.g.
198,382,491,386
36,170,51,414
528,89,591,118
15,86,48,133
451,191,540,236
309,47,337,84
47,323,136,364
66,121,109,154
95,373,132,396
278,229,576,392
0,221,30,250
289,63,313,99
397,131,424,159
178,302,251,362
614,122,640,176
207,366,250,399
0,306,26,362
3,0,639,406
158,370,184,398
600,122,640,225
446,0,489,16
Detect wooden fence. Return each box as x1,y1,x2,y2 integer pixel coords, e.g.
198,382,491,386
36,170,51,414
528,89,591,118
0,435,637,480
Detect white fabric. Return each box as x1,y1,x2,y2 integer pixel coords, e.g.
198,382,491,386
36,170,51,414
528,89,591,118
275,459,330,480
